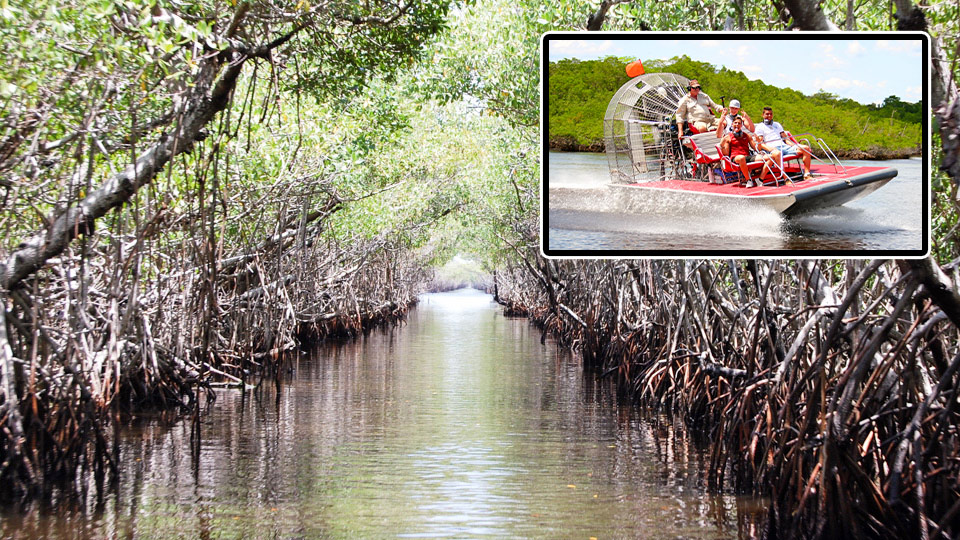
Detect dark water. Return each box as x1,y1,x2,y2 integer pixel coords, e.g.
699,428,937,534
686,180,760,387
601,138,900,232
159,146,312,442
547,151,924,252
2,289,765,538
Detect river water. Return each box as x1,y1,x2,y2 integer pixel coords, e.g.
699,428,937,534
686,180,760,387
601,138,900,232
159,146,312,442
547,151,925,253
3,289,765,538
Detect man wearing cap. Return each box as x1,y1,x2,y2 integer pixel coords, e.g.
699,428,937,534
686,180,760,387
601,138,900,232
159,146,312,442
715,99,755,136
675,79,720,138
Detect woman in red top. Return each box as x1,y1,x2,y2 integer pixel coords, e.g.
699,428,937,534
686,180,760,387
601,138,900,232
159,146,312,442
720,117,774,187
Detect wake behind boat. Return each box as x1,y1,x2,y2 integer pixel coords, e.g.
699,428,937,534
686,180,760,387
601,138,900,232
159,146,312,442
602,72,897,216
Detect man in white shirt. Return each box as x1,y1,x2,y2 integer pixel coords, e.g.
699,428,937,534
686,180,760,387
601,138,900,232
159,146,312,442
753,106,813,180
675,79,719,138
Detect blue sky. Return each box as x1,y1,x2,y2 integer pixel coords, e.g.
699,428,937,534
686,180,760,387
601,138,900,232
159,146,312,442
547,37,924,106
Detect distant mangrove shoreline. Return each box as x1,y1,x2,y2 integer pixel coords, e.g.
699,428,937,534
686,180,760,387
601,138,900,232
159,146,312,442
548,138,922,160
548,56,922,162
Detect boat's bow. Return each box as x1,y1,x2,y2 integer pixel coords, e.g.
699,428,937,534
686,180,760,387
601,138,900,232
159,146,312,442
783,165,897,215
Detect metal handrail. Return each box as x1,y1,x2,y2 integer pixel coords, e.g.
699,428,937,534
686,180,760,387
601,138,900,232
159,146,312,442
789,132,846,175
816,139,846,175
626,119,672,126
764,150,793,186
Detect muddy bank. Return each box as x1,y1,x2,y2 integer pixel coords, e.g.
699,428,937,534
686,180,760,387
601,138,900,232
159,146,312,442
549,137,604,153
833,146,921,159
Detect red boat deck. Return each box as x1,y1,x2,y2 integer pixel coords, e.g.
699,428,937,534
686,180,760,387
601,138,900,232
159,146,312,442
625,164,891,197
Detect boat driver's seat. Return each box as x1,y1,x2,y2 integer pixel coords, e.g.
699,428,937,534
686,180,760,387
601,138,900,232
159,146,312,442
682,133,723,182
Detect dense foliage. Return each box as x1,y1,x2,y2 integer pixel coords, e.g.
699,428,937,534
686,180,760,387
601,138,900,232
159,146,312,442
548,55,922,157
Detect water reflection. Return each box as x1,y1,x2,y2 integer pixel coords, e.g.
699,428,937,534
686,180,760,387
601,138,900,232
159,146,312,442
2,288,766,538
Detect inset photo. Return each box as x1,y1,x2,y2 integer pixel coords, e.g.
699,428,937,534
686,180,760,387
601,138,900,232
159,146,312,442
541,32,929,257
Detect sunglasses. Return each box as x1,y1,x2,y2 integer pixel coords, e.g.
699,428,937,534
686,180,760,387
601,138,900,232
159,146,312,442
690,86,701,89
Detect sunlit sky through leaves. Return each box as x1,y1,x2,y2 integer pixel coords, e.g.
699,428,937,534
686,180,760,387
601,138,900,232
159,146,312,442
547,35,924,106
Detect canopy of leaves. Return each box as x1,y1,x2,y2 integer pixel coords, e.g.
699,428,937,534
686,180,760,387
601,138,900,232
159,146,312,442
0,0,453,253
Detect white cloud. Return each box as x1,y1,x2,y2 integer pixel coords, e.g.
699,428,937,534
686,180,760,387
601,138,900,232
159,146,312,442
812,43,845,69
814,77,868,90
740,64,763,75
876,40,920,54
700,40,721,47
551,40,613,55
847,41,866,55
904,85,922,100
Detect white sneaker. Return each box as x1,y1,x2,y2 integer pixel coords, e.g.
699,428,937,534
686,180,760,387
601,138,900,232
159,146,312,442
745,180,755,188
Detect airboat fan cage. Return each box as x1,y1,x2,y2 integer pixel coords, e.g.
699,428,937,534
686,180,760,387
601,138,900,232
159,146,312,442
603,73,691,183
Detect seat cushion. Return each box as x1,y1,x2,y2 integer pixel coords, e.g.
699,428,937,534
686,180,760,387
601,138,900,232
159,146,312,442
686,132,722,162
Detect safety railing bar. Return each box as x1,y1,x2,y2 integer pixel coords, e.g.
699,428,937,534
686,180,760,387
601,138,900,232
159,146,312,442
626,119,672,126
789,132,846,175
794,136,831,169
815,138,846,175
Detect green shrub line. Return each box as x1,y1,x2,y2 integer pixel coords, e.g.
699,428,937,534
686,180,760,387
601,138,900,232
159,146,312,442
548,55,922,160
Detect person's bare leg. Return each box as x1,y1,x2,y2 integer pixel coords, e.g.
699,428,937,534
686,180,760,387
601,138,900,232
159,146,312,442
777,154,795,184
763,152,780,184
734,156,750,186
758,158,773,185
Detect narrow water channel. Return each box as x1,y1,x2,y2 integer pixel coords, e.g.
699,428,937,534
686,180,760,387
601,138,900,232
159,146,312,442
4,289,766,538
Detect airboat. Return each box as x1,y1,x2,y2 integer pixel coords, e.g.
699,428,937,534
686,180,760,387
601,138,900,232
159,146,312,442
602,73,898,216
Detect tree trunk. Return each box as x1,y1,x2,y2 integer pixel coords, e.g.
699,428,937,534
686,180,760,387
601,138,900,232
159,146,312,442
844,0,855,30
0,52,246,292
781,0,840,30
0,298,33,489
